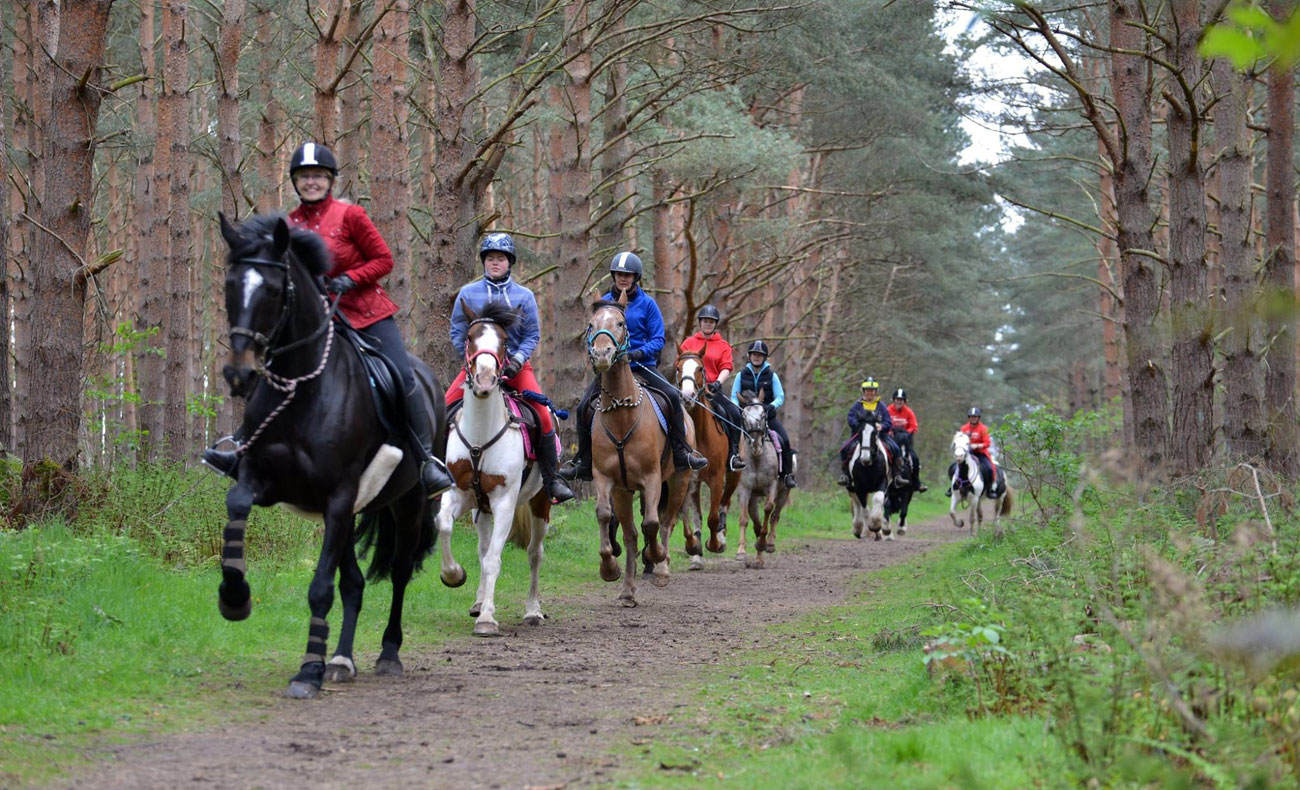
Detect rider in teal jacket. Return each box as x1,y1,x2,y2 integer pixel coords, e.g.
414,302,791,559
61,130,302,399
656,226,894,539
731,341,797,489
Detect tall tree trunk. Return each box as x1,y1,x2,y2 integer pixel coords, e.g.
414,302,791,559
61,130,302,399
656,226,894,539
162,0,193,463
254,1,281,212
1211,57,1263,459
371,0,412,324
1265,0,1298,474
335,0,366,197
313,0,346,145
1166,2,1213,468
0,42,10,454
217,0,246,219
1110,0,1169,476
139,0,168,461
17,0,115,478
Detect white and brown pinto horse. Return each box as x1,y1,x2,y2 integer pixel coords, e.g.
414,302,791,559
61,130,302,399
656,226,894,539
675,351,739,570
948,431,1012,538
734,390,791,568
436,302,550,636
849,416,891,541
586,298,696,605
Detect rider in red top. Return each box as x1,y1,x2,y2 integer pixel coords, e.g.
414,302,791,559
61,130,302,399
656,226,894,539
204,142,454,498
948,407,996,496
678,305,745,471
886,388,926,492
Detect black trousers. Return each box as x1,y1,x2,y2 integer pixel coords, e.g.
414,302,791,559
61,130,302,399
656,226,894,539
895,431,921,475
710,392,744,455
357,317,415,391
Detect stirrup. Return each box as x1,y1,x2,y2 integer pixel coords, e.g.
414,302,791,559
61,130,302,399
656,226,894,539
685,451,708,471
783,474,798,489
728,454,746,471
201,447,240,479
421,457,454,499
546,477,575,504
559,458,591,482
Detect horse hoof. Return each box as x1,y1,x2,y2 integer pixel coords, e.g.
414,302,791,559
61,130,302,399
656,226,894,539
473,620,501,637
874,533,882,542
599,560,622,582
651,572,670,588
284,681,319,700
746,557,765,569
374,658,404,677
441,566,467,588
618,595,638,608
218,596,252,622
764,541,775,553
689,556,704,571
898,527,907,535
524,613,545,626
705,537,723,554
469,602,482,618
324,657,356,683
885,533,894,541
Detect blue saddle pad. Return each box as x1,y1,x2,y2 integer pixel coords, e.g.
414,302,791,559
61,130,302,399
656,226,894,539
646,389,669,435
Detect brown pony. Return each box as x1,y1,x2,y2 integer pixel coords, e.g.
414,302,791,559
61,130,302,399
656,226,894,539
586,298,697,605
674,350,739,569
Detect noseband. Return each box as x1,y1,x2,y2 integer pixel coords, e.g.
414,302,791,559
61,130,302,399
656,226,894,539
587,325,630,364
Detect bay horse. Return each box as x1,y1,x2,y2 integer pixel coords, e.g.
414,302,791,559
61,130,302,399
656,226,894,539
734,390,790,568
849,416,891,541
949,431,1013,538
215,213,448,699
675,350,739,570
435,302,550,637
586,298,697,605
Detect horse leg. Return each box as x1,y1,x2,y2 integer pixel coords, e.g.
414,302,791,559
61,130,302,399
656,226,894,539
676,478,703,560
596,482,621,583
704,473,724,555
469,508,492,619
686,474,705,569
736,488,751,561
612,489,639,605
524,491,549,626
756,493,775,554
641,479,671,588
948,474,964,529
746,490,765,568
472,493,518,637
435,489,468,588
376,492,426,676
324,542,364,683
286,497,354,699
217,483,254,621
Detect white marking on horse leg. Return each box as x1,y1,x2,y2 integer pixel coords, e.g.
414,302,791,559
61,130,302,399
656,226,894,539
474,499,516,635
436,489,468,585
524,511,547,625
326,654,357,679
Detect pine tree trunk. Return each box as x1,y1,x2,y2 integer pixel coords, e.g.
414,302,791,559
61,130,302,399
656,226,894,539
162,0,193,464
218,0,246,219
1110,0,1169,477
1265,0,1298,475
335,0,365,197
1166,3,1213,468
254,2,281,212
17,0,115,476
371,0,412,323
313,0,345,145
139,0,167,461
1211,58,1263,459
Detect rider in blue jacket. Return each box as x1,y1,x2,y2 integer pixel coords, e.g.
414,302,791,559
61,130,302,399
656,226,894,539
731,341,797,489
838,378,901,485
560,251,708,481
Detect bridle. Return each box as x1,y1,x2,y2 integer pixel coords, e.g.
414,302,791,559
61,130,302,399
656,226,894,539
741,401,771,448
676,354,704,403
230,251,336,362
464,319,505,394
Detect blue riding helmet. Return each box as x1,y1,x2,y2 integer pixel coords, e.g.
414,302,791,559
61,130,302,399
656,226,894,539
748,340,770,357
968,407,982,418
480,232,516,266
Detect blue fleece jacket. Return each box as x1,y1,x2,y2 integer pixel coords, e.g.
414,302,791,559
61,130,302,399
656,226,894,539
450,275,540,365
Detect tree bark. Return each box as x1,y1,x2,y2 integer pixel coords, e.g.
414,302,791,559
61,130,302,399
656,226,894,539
17,0,115,474
1210,57,1263,459
1165,2,1213,468
371,0,412,319
1110,0,1169,476
161,0,193,463
1264,0,1298,475
313,0,346,146
254,1,282,212
217,0,246,219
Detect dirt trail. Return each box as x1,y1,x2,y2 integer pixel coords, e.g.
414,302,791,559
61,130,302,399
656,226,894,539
55,517,963,790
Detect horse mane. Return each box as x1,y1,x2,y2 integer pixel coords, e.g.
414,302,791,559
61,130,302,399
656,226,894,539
233,213,333,277
591,299,625,314
738,389,760,405
471,300,519,330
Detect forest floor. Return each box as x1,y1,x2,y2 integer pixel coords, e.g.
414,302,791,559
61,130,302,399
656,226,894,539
48,517,964,790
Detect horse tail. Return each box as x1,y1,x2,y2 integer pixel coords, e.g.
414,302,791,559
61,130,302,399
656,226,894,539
509,500,532,549
1000,487,1013,516
355,502,437,581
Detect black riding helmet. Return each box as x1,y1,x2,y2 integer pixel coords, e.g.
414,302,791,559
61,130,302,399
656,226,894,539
698,304,721,322
748,340,770,357
289,142,338,177
893,388,907,401
609,251,643,281
968,407,982,418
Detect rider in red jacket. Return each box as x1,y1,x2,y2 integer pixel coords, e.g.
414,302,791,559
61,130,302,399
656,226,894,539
678,304,745,471
886,388,927,492
948,407,996,496
203,143,453,498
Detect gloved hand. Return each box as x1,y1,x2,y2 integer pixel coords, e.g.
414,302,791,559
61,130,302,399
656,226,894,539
628,349,646,363
502,358,522,379
708,380,723,395
765,403,777,419
327,275,356,294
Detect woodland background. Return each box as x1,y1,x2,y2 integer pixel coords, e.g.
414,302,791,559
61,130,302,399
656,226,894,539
3,0,1299,512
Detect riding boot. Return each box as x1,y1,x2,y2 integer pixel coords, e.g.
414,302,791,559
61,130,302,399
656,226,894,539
781,446,797,489
201,445,241,479
727,429,746,471
406,387,454,499
538,431,575,504
559,401,593,481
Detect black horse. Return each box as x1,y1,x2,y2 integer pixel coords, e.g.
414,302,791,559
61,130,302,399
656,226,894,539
884,476,915,536
215,212,456,699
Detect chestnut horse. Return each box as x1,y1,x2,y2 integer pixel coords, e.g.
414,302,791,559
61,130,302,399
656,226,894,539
675,351,739,570
586,299,697,605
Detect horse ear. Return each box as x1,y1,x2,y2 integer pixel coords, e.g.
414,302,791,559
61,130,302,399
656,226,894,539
617,289,629,307
460,298,477,323
218,211,241,252
271,216,291,259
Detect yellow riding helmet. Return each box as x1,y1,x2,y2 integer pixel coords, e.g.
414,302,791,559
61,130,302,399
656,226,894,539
860,378,880,390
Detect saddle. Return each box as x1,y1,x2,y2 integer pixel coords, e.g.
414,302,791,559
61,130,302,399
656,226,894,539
953,456,1005,498
447,389,555,465
335,319,405,445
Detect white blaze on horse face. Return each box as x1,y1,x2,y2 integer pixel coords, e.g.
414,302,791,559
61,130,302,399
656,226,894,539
952,431,970,461
241,268,265,311
742,403,765,432
470,328,503,394
680,358,700,399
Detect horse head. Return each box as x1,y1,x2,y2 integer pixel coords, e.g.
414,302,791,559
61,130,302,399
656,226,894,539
586,300,629,373
218,212,330,398
739,389,768,436
462,301,517,399
951,431,971,463
676,351,705,403
859,417,880,463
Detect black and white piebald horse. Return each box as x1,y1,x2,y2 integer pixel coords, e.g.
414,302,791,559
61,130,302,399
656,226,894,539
848,415,891,541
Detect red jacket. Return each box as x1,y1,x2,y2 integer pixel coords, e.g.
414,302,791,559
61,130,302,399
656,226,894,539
289,195,398,329
679,331,735,383
887,403,918,434
961,421,991,452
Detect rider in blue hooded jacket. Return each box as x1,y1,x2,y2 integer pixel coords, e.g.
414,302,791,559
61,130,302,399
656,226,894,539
838,378,902,485
731,341,797,489
559,252,709,481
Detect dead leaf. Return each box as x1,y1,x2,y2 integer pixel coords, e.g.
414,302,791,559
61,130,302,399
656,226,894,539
633,714,670,726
